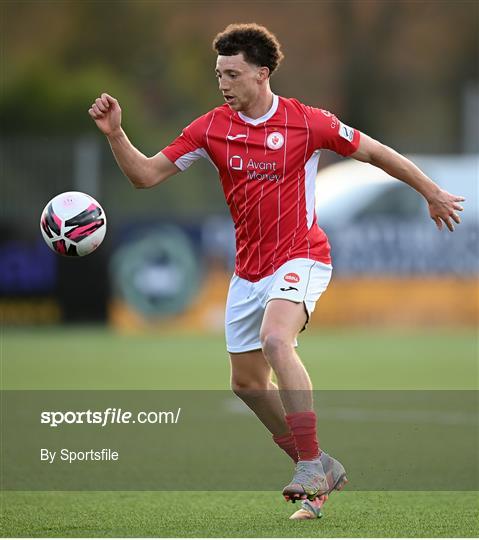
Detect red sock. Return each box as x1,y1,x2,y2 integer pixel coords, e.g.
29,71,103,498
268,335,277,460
272,432,298,463
285,411,320,461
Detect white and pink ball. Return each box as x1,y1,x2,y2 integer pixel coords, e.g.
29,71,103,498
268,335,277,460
40,191,107,257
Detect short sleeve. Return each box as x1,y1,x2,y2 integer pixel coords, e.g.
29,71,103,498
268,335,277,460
162,114,210,171
305,106,360,157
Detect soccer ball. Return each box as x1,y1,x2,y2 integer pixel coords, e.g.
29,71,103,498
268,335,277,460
40,191,107,256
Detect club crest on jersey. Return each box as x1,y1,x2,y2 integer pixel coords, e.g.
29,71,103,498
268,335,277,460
284,272,300,283
267,132,284,150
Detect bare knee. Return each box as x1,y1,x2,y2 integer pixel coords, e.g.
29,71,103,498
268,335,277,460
231,377,270,399
260,331,293,362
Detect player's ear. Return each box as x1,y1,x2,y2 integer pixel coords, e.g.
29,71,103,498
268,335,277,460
257,66,270,82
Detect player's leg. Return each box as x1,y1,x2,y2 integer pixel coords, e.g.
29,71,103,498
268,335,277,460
229,349,332,518
259,259,347,502
260,299,347,501
225,275,298,462
230,350,299,462
229,349,290,436
259,258,333,415
261,299,319,481
260,299,312,412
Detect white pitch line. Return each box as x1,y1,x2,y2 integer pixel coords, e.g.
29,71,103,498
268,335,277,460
224,398,478,426
319,407,477,426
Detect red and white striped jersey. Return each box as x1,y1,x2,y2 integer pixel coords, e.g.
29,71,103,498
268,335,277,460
162,95,360,282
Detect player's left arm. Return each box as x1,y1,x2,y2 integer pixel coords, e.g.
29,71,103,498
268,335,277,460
350,133,465,232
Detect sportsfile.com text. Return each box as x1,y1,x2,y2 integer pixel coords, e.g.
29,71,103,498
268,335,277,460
40,407,182,427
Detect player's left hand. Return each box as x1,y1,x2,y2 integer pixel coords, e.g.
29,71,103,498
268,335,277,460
427,190,465,232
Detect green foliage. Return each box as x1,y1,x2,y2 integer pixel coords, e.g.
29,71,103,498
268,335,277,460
2,2,477,150
0,63,147,136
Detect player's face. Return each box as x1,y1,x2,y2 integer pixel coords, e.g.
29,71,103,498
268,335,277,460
215,54,264,112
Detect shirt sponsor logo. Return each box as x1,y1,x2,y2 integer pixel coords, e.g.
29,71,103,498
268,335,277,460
339,122,354,142
227,134,247,140
266,131,284,150
228,156,282,182
246,158,281,182
229,155,243,170
284,272,300,283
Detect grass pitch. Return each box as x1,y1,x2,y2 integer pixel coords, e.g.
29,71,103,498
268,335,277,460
2,326,477,390
2,491,478,537
1,326,478,537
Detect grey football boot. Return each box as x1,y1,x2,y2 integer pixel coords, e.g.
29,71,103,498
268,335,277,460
319,451,348,494
289,495,327,520
282,458,328,502
283,451,347,503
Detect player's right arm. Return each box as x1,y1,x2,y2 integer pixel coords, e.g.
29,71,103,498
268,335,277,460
88,93,179,189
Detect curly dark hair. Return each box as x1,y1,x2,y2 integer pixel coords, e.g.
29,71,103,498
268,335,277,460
212,23,284,76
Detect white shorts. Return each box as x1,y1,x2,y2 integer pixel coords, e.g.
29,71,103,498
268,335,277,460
225,258,333,353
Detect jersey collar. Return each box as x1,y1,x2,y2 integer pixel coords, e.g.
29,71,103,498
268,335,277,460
237,94,279,126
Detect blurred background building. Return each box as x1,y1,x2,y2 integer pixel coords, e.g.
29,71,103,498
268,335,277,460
1,0,478,329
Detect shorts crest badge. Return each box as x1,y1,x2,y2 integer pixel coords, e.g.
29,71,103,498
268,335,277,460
284,272,300,283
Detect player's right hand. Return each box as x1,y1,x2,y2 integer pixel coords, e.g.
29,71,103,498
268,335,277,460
88,93,122,136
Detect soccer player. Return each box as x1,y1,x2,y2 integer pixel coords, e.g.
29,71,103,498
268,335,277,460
89,23,464,520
